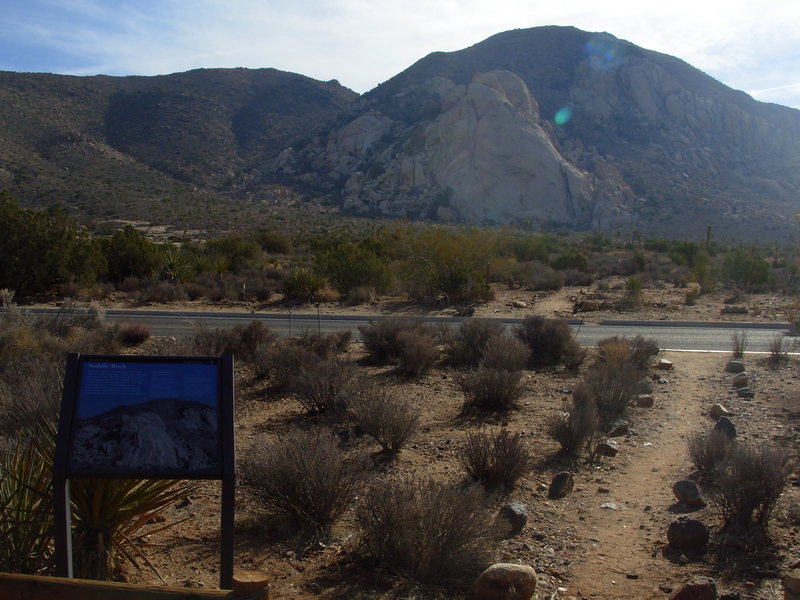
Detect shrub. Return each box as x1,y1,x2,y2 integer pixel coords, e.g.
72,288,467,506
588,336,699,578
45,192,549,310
445,318,505,368
359,317,429,365
547,382,599,455
0,357,63,437
356,478,495,585
187,321,277,361
262,343,321,390
706,442,788,528
520,262,563,291
514,315,584,368
459,368,525,413
479,335,530,372
315,241,392,295
296,330,352,359
730,331,749,359
347,383,420,454
135,281,187,304
561,269,595,286
584,356,643,421
768,334,786,368
281,268,325,304
345,285,375,305
687,429,734,478
291,359,356,415
722,247,771,291
240,430,365,533
396,331,438,377
116,322,152,346
596,335,659,371
459,428,534,489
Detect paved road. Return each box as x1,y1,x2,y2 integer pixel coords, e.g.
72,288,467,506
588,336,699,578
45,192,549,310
16,308,794,353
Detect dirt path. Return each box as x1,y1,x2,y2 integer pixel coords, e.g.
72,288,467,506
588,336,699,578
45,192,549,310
559,352,719,599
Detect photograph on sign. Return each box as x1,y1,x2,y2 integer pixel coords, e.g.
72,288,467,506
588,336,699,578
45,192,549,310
68,358,221,476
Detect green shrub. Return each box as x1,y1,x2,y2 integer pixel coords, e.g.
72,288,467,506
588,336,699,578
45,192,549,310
281,268,325,303
315,241,392,294
722,247,771,291
356,478,495,585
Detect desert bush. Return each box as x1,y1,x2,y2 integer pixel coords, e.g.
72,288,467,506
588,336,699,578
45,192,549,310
359,317,429,365
514,315,584,368
241,430,365,533
459,428,534,489
115,322,152,346
687,429,735,478
347,383,419,454
396,331,438,377
0,435,53,574
547,382,599,455
134,281,187,304
291,358,357,415
551,249,588,272
296,330,352,359
730,330,749,359
517,261,563,291
281,268,325,304
596,335,659,371
356,477,495,585
706,442,788,528
252,229,292,254
0,357,63,437
315,241,392,295
459,368,525,413
722,247,771,292
561,269,595,286
261,344,320,389
768,334,787,367
445,318,505,368
345,285,375,305
187,321,277,361
479,334,530,372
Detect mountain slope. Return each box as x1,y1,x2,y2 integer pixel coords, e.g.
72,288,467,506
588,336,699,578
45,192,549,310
276,26,800,239
0,68,356,226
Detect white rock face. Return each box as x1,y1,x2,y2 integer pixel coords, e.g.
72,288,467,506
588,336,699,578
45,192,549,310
337,71,596,225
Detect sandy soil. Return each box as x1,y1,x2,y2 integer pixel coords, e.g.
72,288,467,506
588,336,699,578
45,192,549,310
122,342,800,600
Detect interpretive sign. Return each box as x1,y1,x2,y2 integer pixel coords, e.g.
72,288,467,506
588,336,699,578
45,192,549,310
53,353,235,588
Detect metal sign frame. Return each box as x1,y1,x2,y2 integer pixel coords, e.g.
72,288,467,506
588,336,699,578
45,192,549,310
53,353,235,589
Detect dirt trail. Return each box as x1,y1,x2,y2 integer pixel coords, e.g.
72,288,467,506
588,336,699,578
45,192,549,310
560,352,719,599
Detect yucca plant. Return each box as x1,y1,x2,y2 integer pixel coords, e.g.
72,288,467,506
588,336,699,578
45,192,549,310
0,436,54,574
70,477,193,580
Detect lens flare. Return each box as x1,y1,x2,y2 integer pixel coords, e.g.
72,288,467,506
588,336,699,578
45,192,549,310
584,34,626,71
554,106,573,125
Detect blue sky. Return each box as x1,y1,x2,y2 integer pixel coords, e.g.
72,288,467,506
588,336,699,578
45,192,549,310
2,0,798,109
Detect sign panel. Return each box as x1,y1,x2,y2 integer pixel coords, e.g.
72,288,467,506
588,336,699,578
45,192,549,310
64,356,225,478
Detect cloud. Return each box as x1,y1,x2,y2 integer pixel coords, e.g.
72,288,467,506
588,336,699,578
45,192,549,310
1,0,798,108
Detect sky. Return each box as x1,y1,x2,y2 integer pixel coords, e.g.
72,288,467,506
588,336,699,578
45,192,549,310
1,0,799,109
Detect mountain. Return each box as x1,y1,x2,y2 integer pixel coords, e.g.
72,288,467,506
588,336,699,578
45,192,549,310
2,27,799,239
70,398,219,474
274,27,800,240
0,68,356,228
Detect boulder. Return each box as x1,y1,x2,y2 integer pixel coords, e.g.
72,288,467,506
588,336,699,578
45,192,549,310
607,419,630,437
548,472,575,499
709,404,732,418
669,576,717,600
736,387,755,399
510,300,528,309
724,360,745,374
714,416,737,439
636,377,654,394
595,440,619,457
667,517,710,549
635,394,655,408
672,480,707,509
497,502,528,537
657,358,674,370
731,372,749,388
469,563,537,600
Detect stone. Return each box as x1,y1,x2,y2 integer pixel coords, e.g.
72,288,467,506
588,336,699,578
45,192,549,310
469,563,537,600
732,372,749,388
667,517,710,550
548,472,575,499
510,300,528,309
713,416,737,439
672,480,707,509
721,305,748,315
636,378,654,394
657,358,674,370
635,394,655,408
497,502,528,537
595,440,619,457
607,419,630,437
736,387,755,399
724,360,745,374
669,576,717,600
709,404,732,418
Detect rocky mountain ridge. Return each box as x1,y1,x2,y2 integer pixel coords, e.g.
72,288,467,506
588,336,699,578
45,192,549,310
2,26,799,239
